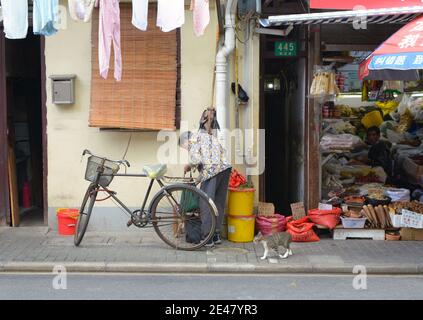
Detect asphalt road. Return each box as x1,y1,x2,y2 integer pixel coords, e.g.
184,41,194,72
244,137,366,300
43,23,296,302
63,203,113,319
0,273,422,300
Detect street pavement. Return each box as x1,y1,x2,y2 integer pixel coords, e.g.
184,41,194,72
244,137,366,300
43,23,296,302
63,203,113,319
1,227,423,274
1,273,423,300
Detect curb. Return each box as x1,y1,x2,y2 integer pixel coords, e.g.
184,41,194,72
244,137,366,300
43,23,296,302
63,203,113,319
1,261,423,275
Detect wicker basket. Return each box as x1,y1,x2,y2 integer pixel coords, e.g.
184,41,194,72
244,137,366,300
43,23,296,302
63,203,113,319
258,202,275,217
85,156,120,187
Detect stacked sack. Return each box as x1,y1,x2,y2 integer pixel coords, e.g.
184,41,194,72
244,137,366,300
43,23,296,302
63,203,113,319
286,216,320,242
307,207,342,229
256,215,286,236
255,202,286,236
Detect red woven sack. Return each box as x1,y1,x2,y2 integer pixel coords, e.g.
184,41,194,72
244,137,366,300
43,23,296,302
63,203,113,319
286,216,320,242
307,208,342,230
256,214,287,236
287,228,320,242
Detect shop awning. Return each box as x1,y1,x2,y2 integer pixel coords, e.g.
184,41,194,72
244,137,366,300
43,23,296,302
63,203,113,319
359,15,423,80
259,7,423,27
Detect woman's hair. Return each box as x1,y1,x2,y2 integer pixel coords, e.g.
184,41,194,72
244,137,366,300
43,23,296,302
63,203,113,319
178,131,192,146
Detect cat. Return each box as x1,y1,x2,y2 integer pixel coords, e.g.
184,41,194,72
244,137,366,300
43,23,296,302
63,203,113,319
254,231,293,260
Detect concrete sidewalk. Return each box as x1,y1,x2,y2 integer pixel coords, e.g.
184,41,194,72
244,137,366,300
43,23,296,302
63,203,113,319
1,227,423,274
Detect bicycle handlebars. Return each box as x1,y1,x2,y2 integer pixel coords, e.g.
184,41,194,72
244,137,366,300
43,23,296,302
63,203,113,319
82,149,131,168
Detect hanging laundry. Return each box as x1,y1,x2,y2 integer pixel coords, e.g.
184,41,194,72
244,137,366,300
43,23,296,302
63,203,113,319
68,0,96,23
191,0,210,37
157,0,185,32
132,0,149,31
33,0,59,36
96,0,122,81
0,0,28,39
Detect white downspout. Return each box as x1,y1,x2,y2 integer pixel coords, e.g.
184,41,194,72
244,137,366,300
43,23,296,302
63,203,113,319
215,0,238,147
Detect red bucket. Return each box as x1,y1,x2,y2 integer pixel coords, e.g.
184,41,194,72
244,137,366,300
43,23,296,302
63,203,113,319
57,208,79,236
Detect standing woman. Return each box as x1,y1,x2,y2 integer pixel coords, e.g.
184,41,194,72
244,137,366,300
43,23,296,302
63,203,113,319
179,115,231,247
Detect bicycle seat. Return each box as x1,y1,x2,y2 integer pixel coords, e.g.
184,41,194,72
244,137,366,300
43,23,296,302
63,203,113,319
143,164,168,179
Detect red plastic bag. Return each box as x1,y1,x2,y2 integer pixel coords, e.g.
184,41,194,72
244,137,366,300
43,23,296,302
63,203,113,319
307,208,342,230
256,214,286,236
286,216,320,242
229,169,247,189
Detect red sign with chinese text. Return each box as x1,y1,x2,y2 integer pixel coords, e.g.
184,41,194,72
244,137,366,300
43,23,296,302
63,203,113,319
310,0,423,10
359,15,423,79
374,15,423,55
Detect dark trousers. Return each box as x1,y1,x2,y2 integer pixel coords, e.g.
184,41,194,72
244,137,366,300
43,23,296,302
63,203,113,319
200,168,231,237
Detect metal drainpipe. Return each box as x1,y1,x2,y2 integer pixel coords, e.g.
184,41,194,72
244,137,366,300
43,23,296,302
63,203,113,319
215,0,238,148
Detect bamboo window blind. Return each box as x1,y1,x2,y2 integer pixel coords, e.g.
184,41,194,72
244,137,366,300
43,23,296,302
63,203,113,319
90,3,180,130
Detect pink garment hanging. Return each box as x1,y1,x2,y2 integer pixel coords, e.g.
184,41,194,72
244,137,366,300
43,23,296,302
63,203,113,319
190,0,210,37
96,0,122,81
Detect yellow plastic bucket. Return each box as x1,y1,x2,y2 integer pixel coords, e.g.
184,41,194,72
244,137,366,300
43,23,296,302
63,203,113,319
227,215,255,243
228,188,255,216
361,110,383,129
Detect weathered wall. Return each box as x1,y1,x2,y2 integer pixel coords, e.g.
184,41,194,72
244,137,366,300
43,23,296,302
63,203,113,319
45,1,262,231
46,1,224,230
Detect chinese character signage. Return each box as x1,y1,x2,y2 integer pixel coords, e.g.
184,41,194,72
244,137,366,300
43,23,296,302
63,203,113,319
310,0,423,10
275,41,297,57
368,15,423,70
359,15,423,78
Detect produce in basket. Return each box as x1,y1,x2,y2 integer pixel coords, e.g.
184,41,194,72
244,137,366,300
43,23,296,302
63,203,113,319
390,201,423,214
344,195,365,205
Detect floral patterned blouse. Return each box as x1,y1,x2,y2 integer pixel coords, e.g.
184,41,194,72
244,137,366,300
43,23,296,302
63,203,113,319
188,130,232,182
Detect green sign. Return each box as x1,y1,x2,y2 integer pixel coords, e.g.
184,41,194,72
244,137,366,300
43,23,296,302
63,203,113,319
274,41,297,57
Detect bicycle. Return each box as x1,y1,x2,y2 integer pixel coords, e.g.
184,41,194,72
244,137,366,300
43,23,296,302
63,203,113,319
74,150,218,251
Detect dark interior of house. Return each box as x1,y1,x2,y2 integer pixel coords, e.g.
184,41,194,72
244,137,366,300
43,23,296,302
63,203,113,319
5,29,44,226
263,56,302,214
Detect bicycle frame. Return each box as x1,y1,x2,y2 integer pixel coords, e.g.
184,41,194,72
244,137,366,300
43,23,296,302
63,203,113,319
91,163,186,227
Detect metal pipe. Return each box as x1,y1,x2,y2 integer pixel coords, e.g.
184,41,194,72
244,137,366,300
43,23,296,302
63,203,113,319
215,0,238,147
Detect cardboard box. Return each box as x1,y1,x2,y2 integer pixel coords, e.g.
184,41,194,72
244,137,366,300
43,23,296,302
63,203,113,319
403,157,423,183
400,228,423,241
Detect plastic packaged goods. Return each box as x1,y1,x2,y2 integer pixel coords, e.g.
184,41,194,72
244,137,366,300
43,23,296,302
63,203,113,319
310,65,339,99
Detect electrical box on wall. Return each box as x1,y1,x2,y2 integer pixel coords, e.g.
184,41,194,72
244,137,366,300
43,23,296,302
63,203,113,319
49,74,77,105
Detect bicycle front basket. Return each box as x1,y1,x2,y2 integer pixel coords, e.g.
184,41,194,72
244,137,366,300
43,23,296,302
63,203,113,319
85,156,120,187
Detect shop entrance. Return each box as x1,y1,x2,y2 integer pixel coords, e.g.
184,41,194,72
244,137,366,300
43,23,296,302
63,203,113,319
0,30,46,227
260,32,307,214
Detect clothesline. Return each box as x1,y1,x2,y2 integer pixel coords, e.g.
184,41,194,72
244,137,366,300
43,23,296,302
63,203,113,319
0,0,211,81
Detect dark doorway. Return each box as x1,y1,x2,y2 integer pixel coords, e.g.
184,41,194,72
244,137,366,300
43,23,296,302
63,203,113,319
260,33,307,215
2,29,45,226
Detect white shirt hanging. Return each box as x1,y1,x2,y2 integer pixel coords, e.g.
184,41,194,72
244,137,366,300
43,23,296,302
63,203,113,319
132,0,149,31
0,0,28,39
68,0,96,23
157,0,185,32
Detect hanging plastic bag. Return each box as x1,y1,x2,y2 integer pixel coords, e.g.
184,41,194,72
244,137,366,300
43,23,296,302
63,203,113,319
310,65,339,99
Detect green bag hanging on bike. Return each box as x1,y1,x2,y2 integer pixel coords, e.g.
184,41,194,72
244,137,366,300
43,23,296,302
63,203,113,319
180,188,200,213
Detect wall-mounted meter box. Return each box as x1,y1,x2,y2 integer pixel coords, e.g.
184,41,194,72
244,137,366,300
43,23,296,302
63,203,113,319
49,74,77,105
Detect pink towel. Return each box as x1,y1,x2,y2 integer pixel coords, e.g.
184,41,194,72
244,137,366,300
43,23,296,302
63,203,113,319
191,0,210,37
96,0,122,81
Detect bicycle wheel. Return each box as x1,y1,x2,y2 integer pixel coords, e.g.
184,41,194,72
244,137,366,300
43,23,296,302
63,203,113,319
150,184,218,251
74,184,99,246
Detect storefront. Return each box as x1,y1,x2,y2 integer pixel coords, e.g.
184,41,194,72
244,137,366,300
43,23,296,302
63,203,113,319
260,1,423,240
